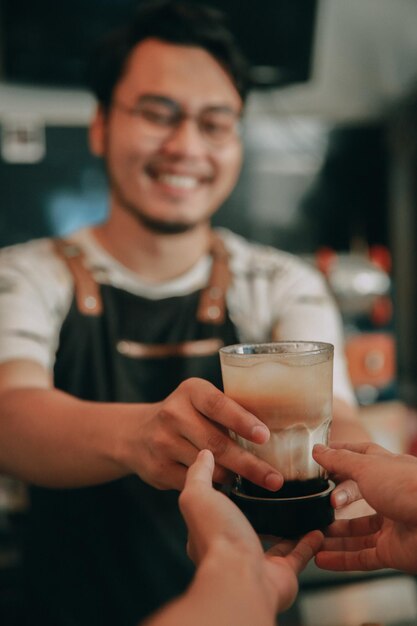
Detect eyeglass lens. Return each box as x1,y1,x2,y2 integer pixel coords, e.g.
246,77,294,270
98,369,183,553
115,94,240,144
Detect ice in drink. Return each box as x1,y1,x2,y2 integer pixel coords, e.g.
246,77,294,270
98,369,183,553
220,342,333,486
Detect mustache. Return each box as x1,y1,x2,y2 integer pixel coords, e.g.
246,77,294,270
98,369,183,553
145,156,214,180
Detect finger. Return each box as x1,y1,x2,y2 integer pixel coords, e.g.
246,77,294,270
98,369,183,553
152,462,188,491
212,465,232,485
329,472,349,483
162,437,230,486
325,514,383,538
189,419,283,491
321,533,378,552
186,378,270,444
183,449,215,491
260,534,285,546
323,441,393,456
315,547,383,571
171,440,204,471
209,437,283,491
179,450,216,525
312,445,369,480
159,438,221,487
331,479,362,509
284,530,324,575
265,538,297,558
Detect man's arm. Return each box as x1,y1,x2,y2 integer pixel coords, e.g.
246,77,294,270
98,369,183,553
270,264,370,444
0,359,284,491
0,359,139,486
330,397,369,443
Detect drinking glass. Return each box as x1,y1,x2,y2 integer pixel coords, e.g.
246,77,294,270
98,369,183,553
220,341,333,497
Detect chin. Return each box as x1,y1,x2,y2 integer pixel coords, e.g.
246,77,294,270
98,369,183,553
136,212,200,235
118,191,211,234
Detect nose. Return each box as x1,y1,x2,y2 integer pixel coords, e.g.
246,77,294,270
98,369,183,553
160,117,207,158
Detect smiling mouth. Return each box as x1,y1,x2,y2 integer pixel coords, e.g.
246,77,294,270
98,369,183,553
156,173,200,190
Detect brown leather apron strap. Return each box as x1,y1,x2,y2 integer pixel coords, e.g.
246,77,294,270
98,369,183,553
53,239,103,316
54,232,228,322
197,232,231,325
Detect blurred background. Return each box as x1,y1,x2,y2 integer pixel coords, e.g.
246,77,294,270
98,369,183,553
1,1,417,624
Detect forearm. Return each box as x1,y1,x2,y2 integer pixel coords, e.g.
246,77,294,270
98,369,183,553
0,387,140,487
144,540,277,626
330,398,370,443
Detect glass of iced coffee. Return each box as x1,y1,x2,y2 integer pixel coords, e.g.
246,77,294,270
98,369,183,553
219,341,335,536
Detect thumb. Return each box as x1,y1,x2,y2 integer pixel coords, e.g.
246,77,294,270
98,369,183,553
331,479,362,509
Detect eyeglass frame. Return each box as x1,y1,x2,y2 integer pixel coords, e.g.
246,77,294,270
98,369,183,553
110,94,243,146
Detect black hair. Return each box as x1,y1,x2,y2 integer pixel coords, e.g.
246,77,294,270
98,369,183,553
89,0,250,110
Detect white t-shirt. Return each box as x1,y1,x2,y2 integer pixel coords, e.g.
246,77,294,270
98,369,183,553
0,227,355,406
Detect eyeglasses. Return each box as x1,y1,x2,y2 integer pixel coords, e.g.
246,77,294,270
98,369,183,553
111,94,241,147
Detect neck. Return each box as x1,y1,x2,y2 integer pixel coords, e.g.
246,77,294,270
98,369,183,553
92,208,213,283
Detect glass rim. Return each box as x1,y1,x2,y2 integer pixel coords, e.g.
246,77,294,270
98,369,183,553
219,341,334,358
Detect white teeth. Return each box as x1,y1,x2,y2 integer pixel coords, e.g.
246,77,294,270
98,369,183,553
158,174,198,189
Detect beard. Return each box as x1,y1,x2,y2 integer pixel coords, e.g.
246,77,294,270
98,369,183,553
124,207,198,235
106,164,202,235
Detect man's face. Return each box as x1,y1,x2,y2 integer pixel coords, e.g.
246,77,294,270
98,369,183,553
91,38,243,234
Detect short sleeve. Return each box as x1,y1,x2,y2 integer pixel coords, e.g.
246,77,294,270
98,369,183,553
0,240,73,370
223,230,356,408
271,265,356,407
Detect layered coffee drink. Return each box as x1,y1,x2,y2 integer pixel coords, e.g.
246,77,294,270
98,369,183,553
220,342,333,499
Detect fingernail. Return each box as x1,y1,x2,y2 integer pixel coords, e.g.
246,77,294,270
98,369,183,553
334,490,348,508
264,472,283,491
251,424,270,443
313,444,326,454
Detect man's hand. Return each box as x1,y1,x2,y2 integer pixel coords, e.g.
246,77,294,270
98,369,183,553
128,378,284,491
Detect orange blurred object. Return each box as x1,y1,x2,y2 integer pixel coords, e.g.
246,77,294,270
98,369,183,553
345,332,395,388
315,246,337,276
369,244,392,273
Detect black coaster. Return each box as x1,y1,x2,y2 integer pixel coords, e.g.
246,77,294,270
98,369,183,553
239,477,330,499
230,479,335,538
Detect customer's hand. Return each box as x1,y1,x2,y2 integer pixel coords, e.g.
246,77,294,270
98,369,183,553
129,378,284,491
180,449,323,614
313,442,417,573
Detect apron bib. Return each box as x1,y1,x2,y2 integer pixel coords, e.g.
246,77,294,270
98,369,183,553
24,234,239,626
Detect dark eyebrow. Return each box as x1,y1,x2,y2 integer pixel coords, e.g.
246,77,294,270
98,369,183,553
136,94,180,110
202,105,240,117
136,94,240,116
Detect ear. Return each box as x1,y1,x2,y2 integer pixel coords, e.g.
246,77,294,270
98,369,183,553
89,106,107,157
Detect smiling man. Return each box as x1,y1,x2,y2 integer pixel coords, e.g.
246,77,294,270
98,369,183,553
0,2,367,625
92,40,243,236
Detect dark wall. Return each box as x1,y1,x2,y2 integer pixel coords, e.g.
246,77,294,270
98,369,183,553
0,0,317,90
0,127,107,246
301,123,389,251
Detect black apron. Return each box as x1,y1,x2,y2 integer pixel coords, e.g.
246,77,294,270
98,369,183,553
22,235,239,626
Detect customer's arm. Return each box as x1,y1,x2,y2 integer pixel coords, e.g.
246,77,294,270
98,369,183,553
313,442,417,574
143,450,323,626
